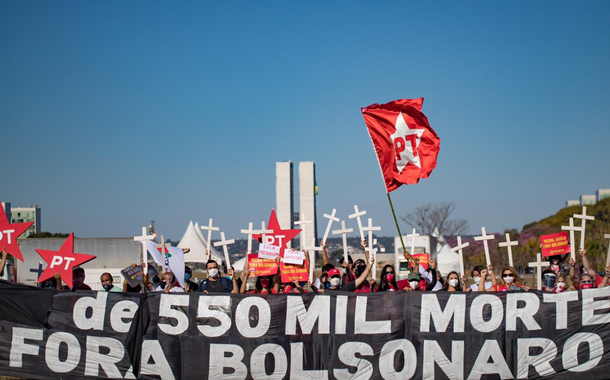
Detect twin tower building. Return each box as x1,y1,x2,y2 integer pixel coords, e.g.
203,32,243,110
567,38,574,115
275,161,318,249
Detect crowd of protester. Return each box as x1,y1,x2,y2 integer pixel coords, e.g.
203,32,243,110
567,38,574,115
7,238,608,295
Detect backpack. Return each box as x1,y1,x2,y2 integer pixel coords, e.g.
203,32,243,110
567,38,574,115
200,277,229,292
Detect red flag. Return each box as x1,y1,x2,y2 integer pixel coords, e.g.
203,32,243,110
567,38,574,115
361,98,440,192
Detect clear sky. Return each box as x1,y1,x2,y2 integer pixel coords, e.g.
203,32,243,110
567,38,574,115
2,1,609,242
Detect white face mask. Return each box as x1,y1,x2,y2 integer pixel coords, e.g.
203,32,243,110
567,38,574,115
473,276,481,285
409,280,419,290
557,282,565,288
208,268,219,278
449,279,459,288
330,278,341,287
503,276,514,284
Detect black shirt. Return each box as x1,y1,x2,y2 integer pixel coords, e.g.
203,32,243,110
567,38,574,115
327,281,357,292
204,277,233,293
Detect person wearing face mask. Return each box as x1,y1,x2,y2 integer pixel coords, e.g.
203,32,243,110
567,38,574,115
541,270,557,292
443,272,462,292
353,259,372,292
156,272,184,293
375,265,398,292
552,274,567,293
201,260,237,293
100,272,122,292
183,266,198,292
484,267,530,292
578,248,606,288
240,259,280,294
548,255,565,275
467,265,494,292
325,256,374,292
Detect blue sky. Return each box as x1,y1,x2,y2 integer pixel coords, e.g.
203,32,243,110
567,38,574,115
2,1,609,242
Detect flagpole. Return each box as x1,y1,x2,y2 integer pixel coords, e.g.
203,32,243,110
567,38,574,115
386,192,409,258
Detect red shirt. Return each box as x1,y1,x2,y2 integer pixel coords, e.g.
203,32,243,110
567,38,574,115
355,281,371,293
491,284,509,292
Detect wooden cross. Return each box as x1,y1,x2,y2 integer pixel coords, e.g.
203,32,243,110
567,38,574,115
332,220,353,263
304,238,323,283
213,232,235,271
407,228,420,257
322,208,340,244
604,234,610,266
30,261,44,280
498,233,519,267
155,235,167,273
362,218,381,280
450,236,470,277
474,227,495,268
528,253,550,291
200,218,219,260
259,221,273,245
134,226,155,272
348,205,367,241
561,217,582,260
294,213,312,250
240,222,257,254
574,206,595,250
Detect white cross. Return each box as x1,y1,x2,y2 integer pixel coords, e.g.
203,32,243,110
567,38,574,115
213,232,235,271
294,213,312,250
474,227,495,268
528,253,550,291
362,218,381,280
240,222,257,254
574,206,595,250
304,238,323,283
561,217,582,260
407,228,420,257
498,233,519,267
604,234,610,266
134,227,155,272
321,208,340,244
348,205,367,240
450,236,470,277
200,218,219,261
259,221,273,245
332,220,353,263
155,235,167,273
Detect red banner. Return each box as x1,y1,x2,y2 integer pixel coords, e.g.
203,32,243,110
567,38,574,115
247,254,278,276
413,253,430,270
280,259,309,283
540,232,570,257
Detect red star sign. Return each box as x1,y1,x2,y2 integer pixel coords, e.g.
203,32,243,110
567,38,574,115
252,209,301,249
0,202,34,262
36,233,96,289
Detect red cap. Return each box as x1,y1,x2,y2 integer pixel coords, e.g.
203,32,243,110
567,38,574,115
329,268,341,277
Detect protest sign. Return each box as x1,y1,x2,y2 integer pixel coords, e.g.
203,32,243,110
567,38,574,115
247,254,278,276
541,231,570,257
282,248,304,265
121,265,144,288
258,244,281,260
280,259,308,283
413,253,429,269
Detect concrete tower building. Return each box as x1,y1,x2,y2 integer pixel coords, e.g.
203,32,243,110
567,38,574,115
275,161,294,232
298,162,318,248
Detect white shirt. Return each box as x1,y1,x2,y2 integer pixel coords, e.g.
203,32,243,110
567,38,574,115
470,281,492,292
419,264,443,291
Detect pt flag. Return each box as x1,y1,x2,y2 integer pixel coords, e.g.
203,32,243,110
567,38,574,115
361,98,440,192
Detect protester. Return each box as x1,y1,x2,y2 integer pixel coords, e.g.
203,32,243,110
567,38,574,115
0,247,7,277
322,256,374,292
184,266,198,292
548,254,566,275
71,267,92,291
353,259,372,292
443,271,462,291
600,266,610,288
541,269,557,292
483,266,530,291
579,248,605,287
240,259,279,294
375,264,398,292
321,240,355,283
201,259,237,293
100,272,122,292
552,274,567,293
466,265,493,292
155,272,184,293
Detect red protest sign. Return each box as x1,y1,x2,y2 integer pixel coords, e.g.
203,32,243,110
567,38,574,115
248,254,278,276
540,232,570,257
280,259,309,283
413,253,430,270
0,201,34,262
36,233,97,289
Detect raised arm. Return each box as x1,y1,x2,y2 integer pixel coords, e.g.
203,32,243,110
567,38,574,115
480,268,490,292
228,268,238,294
569,257,577,283
354,257,374,288
488,263,497,286
0,247,7,276
240,260,250,293
321,240,330,265
580,248,597,277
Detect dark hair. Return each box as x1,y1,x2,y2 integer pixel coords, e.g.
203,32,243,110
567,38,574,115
472,265,484,277
339,255,354,265
376,265,398,292
206,260,218,269
73,267,85,275
322,263,335,273
185,266,192,273
443,271,461,291
100,272,112,280
255,275,274,291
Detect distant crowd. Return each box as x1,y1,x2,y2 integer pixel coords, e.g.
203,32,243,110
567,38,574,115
3,238,607,295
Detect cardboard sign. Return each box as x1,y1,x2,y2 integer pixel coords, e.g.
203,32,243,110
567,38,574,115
282,248,305,265
413,253,430,270
280,259,309,283
258,244,281,260
121,265,144,288
248,254,278,276
541,232,570,257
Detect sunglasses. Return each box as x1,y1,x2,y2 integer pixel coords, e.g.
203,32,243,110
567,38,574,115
502,274,515,278
581,280,593,284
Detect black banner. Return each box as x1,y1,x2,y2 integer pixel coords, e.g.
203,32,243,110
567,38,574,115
2,280,610,379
